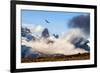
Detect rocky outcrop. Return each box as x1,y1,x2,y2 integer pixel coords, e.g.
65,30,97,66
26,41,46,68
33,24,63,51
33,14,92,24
42,28,50,38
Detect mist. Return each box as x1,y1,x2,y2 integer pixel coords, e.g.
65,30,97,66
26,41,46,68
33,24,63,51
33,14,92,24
22,28,88,55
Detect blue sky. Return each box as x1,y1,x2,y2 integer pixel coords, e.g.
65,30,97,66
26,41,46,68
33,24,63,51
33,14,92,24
21,10,87,36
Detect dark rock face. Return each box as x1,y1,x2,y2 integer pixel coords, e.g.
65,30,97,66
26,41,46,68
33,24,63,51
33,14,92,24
47,40,54,44
21,45,40,58
53,34,59,38
26,34,36,41
74,39,90,51
21,27,30,33
70,37,90,51
21,27,30,37
21,27,36,41
21,45,52,58
42,28,49,38
21,45,31,58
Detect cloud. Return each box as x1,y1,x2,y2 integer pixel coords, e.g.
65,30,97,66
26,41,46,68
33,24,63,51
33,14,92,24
22,39,88,55
68,14,90,38
62,28,86,44
22,23,35,28
22,24,44,33
22,28,88,55
30,25,44,32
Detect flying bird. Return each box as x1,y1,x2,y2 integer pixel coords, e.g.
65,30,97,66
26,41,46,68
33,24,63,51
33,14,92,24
45,19,50,23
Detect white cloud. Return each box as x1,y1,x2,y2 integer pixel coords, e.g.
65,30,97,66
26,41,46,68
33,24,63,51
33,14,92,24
62,28,86,43
31,25,44,33
22,24,44,33
22,28,88,55
22,23,35,28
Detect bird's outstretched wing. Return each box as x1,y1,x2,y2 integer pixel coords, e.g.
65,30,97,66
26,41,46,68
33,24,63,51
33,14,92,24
45,19,50,23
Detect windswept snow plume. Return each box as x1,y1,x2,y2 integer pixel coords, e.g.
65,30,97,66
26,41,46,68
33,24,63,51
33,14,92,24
22,28,88,55
62,28,86,44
